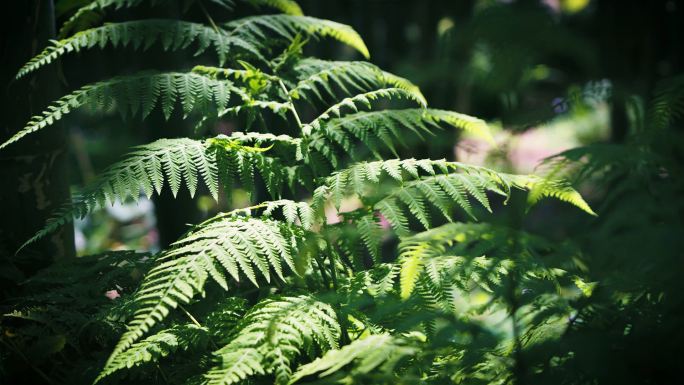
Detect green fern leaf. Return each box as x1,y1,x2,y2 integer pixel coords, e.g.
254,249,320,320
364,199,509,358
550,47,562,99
289,334,416,384
206,296,340,385
1,72,241,149
224,15,369,59
306,88,426,133
96,324,209,382
357,213,383,265
106,217,304,368
18,136,286,251
501,174,596,216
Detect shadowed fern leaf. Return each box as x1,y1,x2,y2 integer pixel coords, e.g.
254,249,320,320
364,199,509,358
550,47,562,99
106,217,307,368
2,72,243,148
289,334,417,384
206,296,340,385
18,14,367,79
19,135,286,250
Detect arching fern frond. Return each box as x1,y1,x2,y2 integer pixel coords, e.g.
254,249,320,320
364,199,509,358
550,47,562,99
200,199,316,231
502,174,597,216
321,159,509,232
106,217,307,368
19,20,226,78
20,13,367,79
58,0,301,41
305,88,426,133
309,109,494,162
96,323,210,383
57,0,210,38
381,70,426,106
289,334,417,384
2,72,243,149
206,296,340,385
223,15,369,59
19,135,286,250
398,223,571,301
289,59,384,104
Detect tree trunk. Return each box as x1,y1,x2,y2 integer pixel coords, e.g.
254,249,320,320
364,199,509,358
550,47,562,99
0,0,75,284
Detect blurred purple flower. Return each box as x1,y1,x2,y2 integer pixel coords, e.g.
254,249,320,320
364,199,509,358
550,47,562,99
522,288,534,295
552,97,567,114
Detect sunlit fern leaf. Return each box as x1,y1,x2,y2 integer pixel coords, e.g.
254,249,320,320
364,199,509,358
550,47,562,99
306,88,426,133
206,296,340,385
18,136,284,251
106,217,305,369
308,109,494,164
398,223,571,302
501,173,596,216
288,334,417,384
381,70,426,106
96,324,210,383
223,15,369,59
1,72,243,149
324,159,510,232
426,109,496,146
289,58,384,103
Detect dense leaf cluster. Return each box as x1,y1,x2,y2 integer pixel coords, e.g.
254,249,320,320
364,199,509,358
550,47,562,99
3,1,682,385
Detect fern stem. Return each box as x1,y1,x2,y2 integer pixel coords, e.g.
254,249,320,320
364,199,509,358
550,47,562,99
278,79,304,129
179,304,219,350
313,253,330,288
157,365,170,384
196,0,221,35
276,77,321,180
179,304,203,328
324,229,339,293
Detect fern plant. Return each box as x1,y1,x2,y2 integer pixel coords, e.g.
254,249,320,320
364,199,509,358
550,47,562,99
1,1,598,384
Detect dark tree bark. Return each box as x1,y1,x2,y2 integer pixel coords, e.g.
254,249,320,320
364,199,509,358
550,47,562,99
0,0,75,278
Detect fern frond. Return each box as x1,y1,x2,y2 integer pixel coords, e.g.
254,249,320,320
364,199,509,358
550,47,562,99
289,58,384,103
18,20,221,78
206,296,340,385
57,0,212,37
356,212,383,265
426,109,496,146
380,70,426,106
398,223,570,302
19,135,285,250
223,15,369,59
324,159,510,230
306,88,426,133
289,334,417,384
646,74,684,131
201,199,316,230
308,108,494,166
2,72,243,149
96,324,209,382
19,16,368,80
501,174,596,216
106,217,306,368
